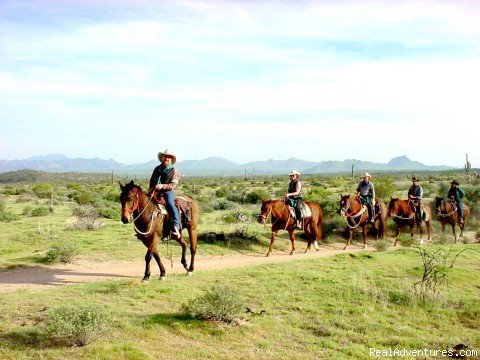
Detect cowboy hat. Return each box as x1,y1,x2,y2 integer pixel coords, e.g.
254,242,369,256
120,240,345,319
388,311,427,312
289,170,300,177
450,180,459,185
363,172,372,179
157,149,177,164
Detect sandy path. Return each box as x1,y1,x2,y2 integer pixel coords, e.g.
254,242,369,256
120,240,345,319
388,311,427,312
0,244,373,292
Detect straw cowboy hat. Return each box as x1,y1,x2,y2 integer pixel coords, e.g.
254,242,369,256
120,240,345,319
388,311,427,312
157,149,177,164
363,172,372,179
289,170,300,177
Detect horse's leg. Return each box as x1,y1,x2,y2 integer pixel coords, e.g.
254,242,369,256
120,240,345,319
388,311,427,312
417,222,424,245
266,230,278,257
152,249,166,281
426,221,431,242
143,249,152,282
175,232,189,271
451,222,457,243
394,225,400,247
186,226,197,274
144,239,165,282
362,224,367,249
288,229,296,255
344,229,353,250
310,220,320,251
304,224,311,253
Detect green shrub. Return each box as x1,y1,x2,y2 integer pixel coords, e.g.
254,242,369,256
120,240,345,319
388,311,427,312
0,196,5,212
31,206,50,217
182,283,245,324
245,190,269,204
32,183,53,199
0,211,19,222
374,239,390,252
215,186,229,198
42,243,78,264
44,303,110,346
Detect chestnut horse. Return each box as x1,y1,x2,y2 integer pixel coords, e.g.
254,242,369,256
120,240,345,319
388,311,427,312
387,197,431,246
339,195,387,250
119,180,199,281
257,199,322,257
435,197,470,242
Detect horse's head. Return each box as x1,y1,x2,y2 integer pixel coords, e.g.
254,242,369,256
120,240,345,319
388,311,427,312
119,180,142,224
387,197,400,217
339,194,351,216
435,197,444,214
257,199,273,225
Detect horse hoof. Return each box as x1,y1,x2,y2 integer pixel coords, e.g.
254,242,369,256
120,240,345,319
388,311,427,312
159,276,166,281
141,278,150,283
186,271,193,277
313,241,319,250
363,245,367,249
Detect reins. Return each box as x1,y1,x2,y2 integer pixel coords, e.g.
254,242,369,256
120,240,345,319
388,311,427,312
436,201,457,217
125,188,162,236
340,199,366,229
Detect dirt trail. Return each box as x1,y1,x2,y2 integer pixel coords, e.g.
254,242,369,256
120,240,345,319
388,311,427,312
0,244,373,292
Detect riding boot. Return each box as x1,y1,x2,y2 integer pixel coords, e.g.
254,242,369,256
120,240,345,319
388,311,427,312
170,223,181,238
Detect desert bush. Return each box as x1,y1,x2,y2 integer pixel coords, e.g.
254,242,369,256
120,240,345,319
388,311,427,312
44,303,110,346
375,177,396,199
245,190,269,204
67,205,104,230
31,206,50,217
215,186,229,198
182,283,245,324
42,242,78,264
0,196,5,212
32,183,53,199
0,212,19,222
374,239,390,252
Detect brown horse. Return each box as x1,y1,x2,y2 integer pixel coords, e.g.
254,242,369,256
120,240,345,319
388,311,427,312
435,197,470,242
119,180,199,282
387,197,431,246
257,199,322,257
339,195,387,250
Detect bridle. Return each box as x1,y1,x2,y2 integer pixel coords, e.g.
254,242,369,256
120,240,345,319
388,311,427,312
122,187,158,235
340,197,366,228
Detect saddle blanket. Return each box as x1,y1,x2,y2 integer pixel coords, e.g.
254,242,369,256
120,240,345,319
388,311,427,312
289,203,312,219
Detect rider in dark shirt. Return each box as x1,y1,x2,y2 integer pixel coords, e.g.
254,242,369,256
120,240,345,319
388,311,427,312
285,170,303,229
447,180,466,223
408,176,423,224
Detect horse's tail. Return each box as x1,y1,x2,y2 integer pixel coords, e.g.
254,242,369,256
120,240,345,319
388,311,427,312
313,202,323,241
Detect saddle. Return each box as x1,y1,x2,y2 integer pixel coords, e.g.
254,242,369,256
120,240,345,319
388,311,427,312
288,203,312,219
151,192,195,223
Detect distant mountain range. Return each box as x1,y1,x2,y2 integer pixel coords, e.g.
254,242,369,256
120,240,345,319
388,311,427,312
0,154,456,176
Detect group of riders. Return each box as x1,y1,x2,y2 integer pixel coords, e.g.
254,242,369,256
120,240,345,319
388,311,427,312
150,149,466,236
355,172,466,225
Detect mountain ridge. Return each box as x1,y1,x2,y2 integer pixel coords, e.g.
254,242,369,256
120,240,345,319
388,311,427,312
0,154,456,176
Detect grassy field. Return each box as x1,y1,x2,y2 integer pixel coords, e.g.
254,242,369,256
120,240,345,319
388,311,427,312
0,171,479,359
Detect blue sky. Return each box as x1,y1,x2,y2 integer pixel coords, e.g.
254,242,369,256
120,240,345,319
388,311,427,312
1,0,479,167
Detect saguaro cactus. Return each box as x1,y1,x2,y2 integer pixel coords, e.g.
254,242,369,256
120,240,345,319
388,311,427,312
465,154,471,174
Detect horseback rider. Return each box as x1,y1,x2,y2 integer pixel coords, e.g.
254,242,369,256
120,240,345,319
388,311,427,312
447,180,465,224
285,170,303,229
356,172,375,223
408,176,423,224
149,149,181,238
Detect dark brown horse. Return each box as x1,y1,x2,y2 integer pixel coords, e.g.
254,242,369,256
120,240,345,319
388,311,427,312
257,199,322,257
387,197,431,246
339,195,387,250
119,180,199,282
435,197,470,242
